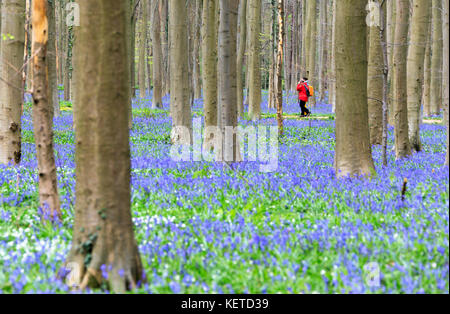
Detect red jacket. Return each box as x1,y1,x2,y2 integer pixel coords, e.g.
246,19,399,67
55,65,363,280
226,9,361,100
297,83,309,102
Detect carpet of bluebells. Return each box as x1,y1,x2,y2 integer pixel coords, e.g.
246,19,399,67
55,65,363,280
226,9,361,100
0,90,448,294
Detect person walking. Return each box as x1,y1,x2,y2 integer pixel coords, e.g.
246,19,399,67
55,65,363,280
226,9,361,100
297,78,311,117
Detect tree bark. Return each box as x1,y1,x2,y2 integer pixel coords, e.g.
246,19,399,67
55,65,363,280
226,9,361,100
65,0,144,293
276,0,285,137
248,0,262,121
47,0,59,116
334,0,375,177
138,0,148,99
236,0,247,117
202,0,218,144
0,0,25,165
423,18,432,117
306,0,317,107
406,0,430,152
393,0,411,159
430,0,443,116
368,0,383,145
169,0,192,143
151,0,163,109
31,0,61,219
443,0,449,166
218,0,240,162
192,0,202,100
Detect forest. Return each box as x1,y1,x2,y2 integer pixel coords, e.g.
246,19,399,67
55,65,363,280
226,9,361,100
0,0,448,296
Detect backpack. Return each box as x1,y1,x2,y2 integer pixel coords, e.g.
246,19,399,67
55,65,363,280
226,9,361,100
304,83,312,98
308,85,314,97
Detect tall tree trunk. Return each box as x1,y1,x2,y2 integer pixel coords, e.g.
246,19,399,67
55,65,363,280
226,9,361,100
248,0,261,121
306,0,317,107
202,0,217,147
423,19,432,117
138,0,148,99
430,0,443,116
0,0,25,165
330,0,336,111
236,0,247,117
318,0,328,103
334,0,375,178
406,0,430,152
276,0,285,137
218,0,240,162
47,0,59,116
169,0,192,143
63,24,72,101
130,0,138,99
380,0,390,166
31,0,61,219
443,0,449,166
161,0,169,96
387,0,396,125
152,0,163,108
65,0,144,293
393,0,411,159
368,0,383,145
193,0,202,100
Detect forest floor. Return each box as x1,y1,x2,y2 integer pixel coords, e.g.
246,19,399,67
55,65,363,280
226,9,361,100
0,91,448,294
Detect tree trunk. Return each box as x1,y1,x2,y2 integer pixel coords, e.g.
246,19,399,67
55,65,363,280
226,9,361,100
201,0,217,148
306,0,317,107
193,0,202,100
63,23,72,101
169,0,192,143
65,0,144,293
330,0,336,111
380,0,390,166
368,0,383,146
31,0,61,219
152,0,163,109
218,0,240,162
406,0,430,152
334,0,375,177
236,0,247,117
248,0,262,121
318,0,328,103
276,0,285,137
0,0,25,165
430,0,443,116
387,0,396,125
47,0,59,116
423,19,432,117
393,0,411,159
443,0,449,166
138,0,148,99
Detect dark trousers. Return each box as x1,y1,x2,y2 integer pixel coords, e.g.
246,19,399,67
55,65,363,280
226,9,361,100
299,100,310,116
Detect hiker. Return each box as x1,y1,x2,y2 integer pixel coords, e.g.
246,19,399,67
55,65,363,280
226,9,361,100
297,78,311,117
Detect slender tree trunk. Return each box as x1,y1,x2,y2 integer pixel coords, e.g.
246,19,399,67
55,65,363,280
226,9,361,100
65,0,144,293
430,0,443,116
31,0,61,219
0,0,25,165
248,0,262,121
380,0,389,166
368,0,383,145
387,0,396,125
218,0,240,162
130,0,138,99
318,0,327,103
334,0,375,177
330,0,336,111
423,19,432,117
169,0,192,143
276,0,285,137
138,0,148,99
443,0,449,166
406,0,430,152
152,0,163,108
306,0,317,107
47,0,59,116
193,0,202,100
161,0,169,96
63,24,72,101
393,0,411,159
202,0,217,147
236,0,247,117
